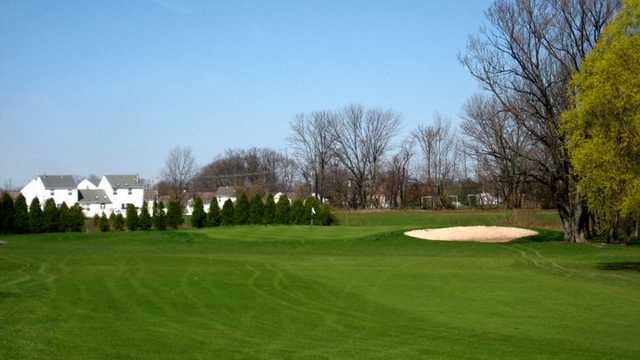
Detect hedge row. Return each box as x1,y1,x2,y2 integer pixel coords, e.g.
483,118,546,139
0,193,85,234
190,193,334,228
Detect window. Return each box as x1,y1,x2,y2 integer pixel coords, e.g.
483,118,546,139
113,189,117,195
50,190,54,196
128,188,132,195
121,204,126,210
100,204,105,209
68,189,72,196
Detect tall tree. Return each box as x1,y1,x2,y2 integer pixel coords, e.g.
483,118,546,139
461,0,620,242
275,194,290,224
69,204,85,232
207,198,221,226
126,204,139,231
234,193,250,225
221,199,235,226
249,194,264,224
58,202,70,232
28,198,45,233
166,201,183,229
190,197,206,228
263,194,276,224
289,111,336,200
162,146,197,205
13,194,29,234
43,198,59,233
99,213,110,232
0,193,14,233
154,201,167,230
139,202,152,230
563,0,640,241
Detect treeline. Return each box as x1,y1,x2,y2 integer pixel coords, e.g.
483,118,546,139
94,201,178,232
0,193,85,234
189,194,334,228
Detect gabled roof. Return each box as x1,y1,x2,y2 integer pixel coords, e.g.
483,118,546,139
40,175,76,189
216,186,236,198
104,175,144,189
78,189,112,205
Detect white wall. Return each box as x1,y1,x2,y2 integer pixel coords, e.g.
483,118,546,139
20,177,78,207
77,179,97,190
81,203,116,218
98,177,144,215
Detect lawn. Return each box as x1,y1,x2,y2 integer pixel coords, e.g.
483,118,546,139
1,210,640,359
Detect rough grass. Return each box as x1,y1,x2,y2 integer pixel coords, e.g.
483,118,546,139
1,210,640,359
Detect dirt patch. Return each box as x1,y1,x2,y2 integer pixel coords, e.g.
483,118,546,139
404,226,538,243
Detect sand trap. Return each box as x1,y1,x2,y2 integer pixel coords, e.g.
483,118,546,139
404,226,538,243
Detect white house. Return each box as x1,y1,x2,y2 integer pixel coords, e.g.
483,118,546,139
77,179,97,190
97,175,145,214
20,175,78,207
78,189,113,217
185,187,237,215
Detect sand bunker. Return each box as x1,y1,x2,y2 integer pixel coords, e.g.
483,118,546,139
404,226,538,243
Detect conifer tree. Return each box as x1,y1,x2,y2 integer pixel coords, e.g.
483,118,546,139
249,194,264,224
221,199,235,226
275,194,290,224
126,204,139,231
166,201,183,229
234,193,250,225
0,193,15,234
109,213,117,230
317,204,335,226
305,197,320,225
93,214,100,230
58,202,70,232
290,198,305,224
138,202,152,230
29,198,45,233
190,197,206,228
155,201,167,230
68,204,85,232
13,194,29,234
43,198,59,233
99,213,110,232
207,197,221,226
114,213,125,231
263,194,276,224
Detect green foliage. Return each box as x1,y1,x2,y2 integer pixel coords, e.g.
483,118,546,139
305,197,321,225
139,202,152,230
43,198,59,233
58,202,70,232
114,213,125,231
190,197,206,228
263,194,276,224
126,204,139,231
109,213,117,230
68,204,85,232
317,204,335,226
166,201,183,229
234,193,250,225
153,201,167,231
207,198,221,227
562,0,640,237
28,198,45,233
93,214,100,229
0,192,14,234
290,198,305,224
275,194,290,224
221,199,235,226
13,194,29,234
99,213,110,232
249,194,264,224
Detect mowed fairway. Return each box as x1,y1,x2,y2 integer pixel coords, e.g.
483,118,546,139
1,211,640,359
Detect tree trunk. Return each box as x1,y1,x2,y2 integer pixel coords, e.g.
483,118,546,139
557,187,590,243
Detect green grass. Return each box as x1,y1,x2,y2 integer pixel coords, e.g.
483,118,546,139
2,210,640,359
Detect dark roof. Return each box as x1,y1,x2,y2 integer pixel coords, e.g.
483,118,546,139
40,175,76,189
104,175,144,189
78,189,112,205
192,192,217,202
216,186,236,198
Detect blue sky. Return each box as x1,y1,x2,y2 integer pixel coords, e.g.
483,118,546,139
0,0,491,187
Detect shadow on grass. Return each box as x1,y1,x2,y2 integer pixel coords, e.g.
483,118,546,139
511,229,564,244
598,262,640,272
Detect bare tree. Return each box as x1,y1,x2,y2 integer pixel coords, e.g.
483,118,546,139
461,94,534,208
460,0,620,242
288,111,336,200
162,146,197,204
330,104,401,208
383,139,414,208
413,114,458,205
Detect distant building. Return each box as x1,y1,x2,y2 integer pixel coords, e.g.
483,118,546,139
77,178,97,190
97,175,145,212
78,189,112,217
20,175,78,207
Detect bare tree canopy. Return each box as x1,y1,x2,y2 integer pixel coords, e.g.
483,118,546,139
460,0,621,242
162,146,196,203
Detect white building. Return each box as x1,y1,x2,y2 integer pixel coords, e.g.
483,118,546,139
97,175,145,213
78,189,113,217
20,175,78,207
77,179,97,190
